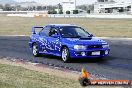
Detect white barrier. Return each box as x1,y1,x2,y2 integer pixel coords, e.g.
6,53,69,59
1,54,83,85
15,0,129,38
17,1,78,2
7,14,34,17
86,14,132,18
6,13,132,18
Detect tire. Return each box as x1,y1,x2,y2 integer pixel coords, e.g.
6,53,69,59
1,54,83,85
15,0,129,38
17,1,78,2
32,43,39,57
61,47,70,63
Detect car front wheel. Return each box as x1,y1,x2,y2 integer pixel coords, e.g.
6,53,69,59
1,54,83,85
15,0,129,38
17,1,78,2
32,43,39,57
61,47,70,63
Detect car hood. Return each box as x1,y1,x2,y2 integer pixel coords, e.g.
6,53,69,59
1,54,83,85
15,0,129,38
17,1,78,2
62,37,107,45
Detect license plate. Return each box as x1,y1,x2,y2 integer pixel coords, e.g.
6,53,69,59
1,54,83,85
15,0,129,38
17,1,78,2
91,51,100,55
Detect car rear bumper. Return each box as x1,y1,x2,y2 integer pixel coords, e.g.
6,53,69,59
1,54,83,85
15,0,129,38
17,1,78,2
69,48,110,58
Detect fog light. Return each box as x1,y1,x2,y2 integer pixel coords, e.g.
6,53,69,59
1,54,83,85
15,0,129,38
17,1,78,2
81,52,86,56
105,50,109,55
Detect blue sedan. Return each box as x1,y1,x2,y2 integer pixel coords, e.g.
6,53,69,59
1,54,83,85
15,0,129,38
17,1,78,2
29,24,110,62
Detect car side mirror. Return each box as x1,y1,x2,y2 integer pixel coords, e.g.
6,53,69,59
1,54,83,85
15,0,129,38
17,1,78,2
88,33,93,37
90,34,93,37
51,34,60,38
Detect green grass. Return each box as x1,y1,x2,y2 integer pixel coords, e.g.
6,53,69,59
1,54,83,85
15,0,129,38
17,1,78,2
0,64,82,88
0,16,132,37
0,63,126,88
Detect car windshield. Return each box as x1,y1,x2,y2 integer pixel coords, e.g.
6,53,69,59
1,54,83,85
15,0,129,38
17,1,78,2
59,26,92,38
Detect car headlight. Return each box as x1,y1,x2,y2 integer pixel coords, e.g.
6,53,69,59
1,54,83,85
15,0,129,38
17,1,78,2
74,45,87,50
102,44,109,48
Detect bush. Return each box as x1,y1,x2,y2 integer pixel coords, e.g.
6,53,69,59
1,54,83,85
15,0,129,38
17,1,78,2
48,10,52,14
73,10,78,14
66,11,70,14
52,10,57,14
59,10,63,14
87,10,90,14
48,10,57,14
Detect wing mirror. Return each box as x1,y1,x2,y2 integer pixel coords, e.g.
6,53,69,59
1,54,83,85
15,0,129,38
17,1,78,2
89,33,94,37
51,34,60,38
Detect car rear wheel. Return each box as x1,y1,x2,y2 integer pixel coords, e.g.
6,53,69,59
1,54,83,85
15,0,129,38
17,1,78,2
61,47,70,63
32,43,39,57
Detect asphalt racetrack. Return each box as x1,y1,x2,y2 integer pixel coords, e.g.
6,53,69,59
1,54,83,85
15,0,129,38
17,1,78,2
0,36,132,80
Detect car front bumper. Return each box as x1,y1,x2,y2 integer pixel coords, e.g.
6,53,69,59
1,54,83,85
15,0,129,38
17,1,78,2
69,48,110,58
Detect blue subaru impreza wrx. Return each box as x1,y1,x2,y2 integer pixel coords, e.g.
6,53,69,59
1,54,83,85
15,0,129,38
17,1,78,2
29,24,110,62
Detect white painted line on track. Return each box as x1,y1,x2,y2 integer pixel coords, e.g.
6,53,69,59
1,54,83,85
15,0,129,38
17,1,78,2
97,37,132,41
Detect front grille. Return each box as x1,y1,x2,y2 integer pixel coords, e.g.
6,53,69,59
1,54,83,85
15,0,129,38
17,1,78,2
88,45,102,49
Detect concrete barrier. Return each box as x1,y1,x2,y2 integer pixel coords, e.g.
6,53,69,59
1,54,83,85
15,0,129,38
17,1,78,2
86,14,132,18
6,13,132,18
7,14,34,17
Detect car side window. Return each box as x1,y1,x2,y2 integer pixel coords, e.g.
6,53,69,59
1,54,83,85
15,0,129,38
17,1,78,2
39,27,50,36
49,27,58,37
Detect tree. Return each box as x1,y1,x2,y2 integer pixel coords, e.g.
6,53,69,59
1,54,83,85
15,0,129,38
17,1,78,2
88,4,94,11
16,5,21,11
58,3,62,10
77,5,87,11
37,6,42,11
109,0,115,2
0,4,3,9
87,10,90,14
42,6,46,10
33,6,36,11
59,10,63,14
4,4,12,11
77,4,94,12
47,5,57,11
11,6,16,11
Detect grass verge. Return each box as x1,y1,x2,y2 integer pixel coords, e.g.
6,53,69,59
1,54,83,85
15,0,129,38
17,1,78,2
0,16,132,37
0,59,127,88
0,63,82,88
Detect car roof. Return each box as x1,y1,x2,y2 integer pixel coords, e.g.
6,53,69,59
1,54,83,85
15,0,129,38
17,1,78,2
47,24,78,28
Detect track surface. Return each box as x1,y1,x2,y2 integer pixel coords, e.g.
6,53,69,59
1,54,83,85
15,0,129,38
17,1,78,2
0,36,132,80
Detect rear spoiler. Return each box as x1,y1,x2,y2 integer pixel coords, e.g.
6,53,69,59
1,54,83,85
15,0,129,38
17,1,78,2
32,26,44,34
